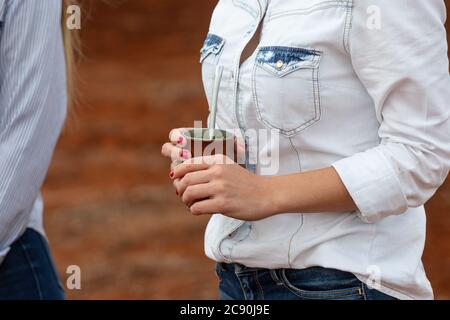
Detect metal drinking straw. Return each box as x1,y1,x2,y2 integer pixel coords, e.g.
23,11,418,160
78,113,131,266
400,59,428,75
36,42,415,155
209,65,224,140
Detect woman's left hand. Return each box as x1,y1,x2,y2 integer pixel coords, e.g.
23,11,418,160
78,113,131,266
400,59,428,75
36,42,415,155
170,154,275,221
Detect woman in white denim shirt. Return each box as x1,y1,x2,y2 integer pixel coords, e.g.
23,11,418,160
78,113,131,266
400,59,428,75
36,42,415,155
162,0,450,300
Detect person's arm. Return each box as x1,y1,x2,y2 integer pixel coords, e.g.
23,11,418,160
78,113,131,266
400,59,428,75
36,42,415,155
271,0,449,222
0,0,67,263
330,0,450,223
169,156,354,220
168,1,450,222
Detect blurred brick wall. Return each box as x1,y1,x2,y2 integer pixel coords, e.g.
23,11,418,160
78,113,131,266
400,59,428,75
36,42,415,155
42,1,450,300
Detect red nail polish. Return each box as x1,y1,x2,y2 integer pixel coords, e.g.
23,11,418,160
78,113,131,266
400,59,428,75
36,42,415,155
175,190,179,196
177,136,184,144
180,149,189,159
169,170,174,178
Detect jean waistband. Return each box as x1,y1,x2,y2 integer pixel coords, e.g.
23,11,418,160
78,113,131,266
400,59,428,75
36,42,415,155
218,262,263,274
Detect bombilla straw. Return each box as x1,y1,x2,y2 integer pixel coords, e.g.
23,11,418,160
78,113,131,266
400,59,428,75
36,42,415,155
209,65,224,140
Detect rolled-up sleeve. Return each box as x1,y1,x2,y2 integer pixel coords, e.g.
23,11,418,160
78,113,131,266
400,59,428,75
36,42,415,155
332,0,450,223
0,0,67,262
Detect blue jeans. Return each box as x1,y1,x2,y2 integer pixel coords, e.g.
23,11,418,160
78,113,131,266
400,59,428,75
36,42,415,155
217,263,397,300
0,228,65,300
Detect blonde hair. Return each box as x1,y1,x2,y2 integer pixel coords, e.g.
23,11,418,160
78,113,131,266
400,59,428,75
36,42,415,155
62,0,80,106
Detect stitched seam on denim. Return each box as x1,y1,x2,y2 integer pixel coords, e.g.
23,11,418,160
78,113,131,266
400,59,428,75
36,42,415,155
252,49,322,136
313,61,322,125
362,281,399,300
201,33,224,49
236,268,260,276
200,47,222,64
356,274,413,300
255,47,321,77
361,282,368,300
280,269,363,299
289,138,302,172
286,139,304,267
236,75,247,132
19,236,44,300
200,34,225,64
227,223,252,261
277,59,323,136
287,213,304,268
256,46,320,61
269,269,282,285
217,221,246,263
236,273,249,300
342,0,354,54
232,0,258,19
255,270,265,299
267,0,351,22
255,60,319,78
234,7,264,150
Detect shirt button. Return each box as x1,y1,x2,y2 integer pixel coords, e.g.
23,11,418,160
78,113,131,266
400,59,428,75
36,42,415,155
276,60,284,69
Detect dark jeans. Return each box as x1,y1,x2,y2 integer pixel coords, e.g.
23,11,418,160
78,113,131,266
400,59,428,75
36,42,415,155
217,263,397,300
0,228,65,300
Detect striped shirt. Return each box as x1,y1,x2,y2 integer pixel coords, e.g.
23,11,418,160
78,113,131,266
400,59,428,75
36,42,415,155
0,0,67,264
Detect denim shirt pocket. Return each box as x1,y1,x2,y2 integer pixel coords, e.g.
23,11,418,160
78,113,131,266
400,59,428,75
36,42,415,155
200,33,225,64
253,46,322,137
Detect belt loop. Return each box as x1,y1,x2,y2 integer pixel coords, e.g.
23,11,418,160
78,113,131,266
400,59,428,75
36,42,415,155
234,263,244,274
270,269,283,285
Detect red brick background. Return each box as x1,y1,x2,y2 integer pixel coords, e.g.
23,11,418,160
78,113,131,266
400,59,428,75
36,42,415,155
42,1,450,299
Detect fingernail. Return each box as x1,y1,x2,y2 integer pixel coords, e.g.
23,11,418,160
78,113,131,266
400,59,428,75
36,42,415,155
180,149,190,159
175,190,179,196
177,136,184,144
169,170,175,179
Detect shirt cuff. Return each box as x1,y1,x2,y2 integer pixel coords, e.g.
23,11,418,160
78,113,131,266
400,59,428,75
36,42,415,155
332,148,408,223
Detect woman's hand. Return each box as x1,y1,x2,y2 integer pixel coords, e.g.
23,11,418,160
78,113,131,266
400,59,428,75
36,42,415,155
170,154,275,221
161,128,246,166
162,129,357,220
161,128,192,166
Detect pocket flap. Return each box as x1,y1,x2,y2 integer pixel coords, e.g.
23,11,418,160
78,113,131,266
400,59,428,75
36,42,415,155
200,33,225,63
255,46,321,77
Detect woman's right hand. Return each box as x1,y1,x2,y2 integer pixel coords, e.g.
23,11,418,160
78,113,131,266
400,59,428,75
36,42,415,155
161,128,193,169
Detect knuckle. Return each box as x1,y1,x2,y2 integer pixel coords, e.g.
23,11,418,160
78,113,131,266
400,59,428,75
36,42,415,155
212,165,222,176
221,179,230,189
215,180,225,192
182,172,193,185
190,205,201,216
179,181,187,193
216,197,227,211
182,186,194,203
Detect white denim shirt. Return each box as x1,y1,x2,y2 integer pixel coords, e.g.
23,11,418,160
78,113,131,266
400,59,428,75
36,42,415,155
201,0,450,300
